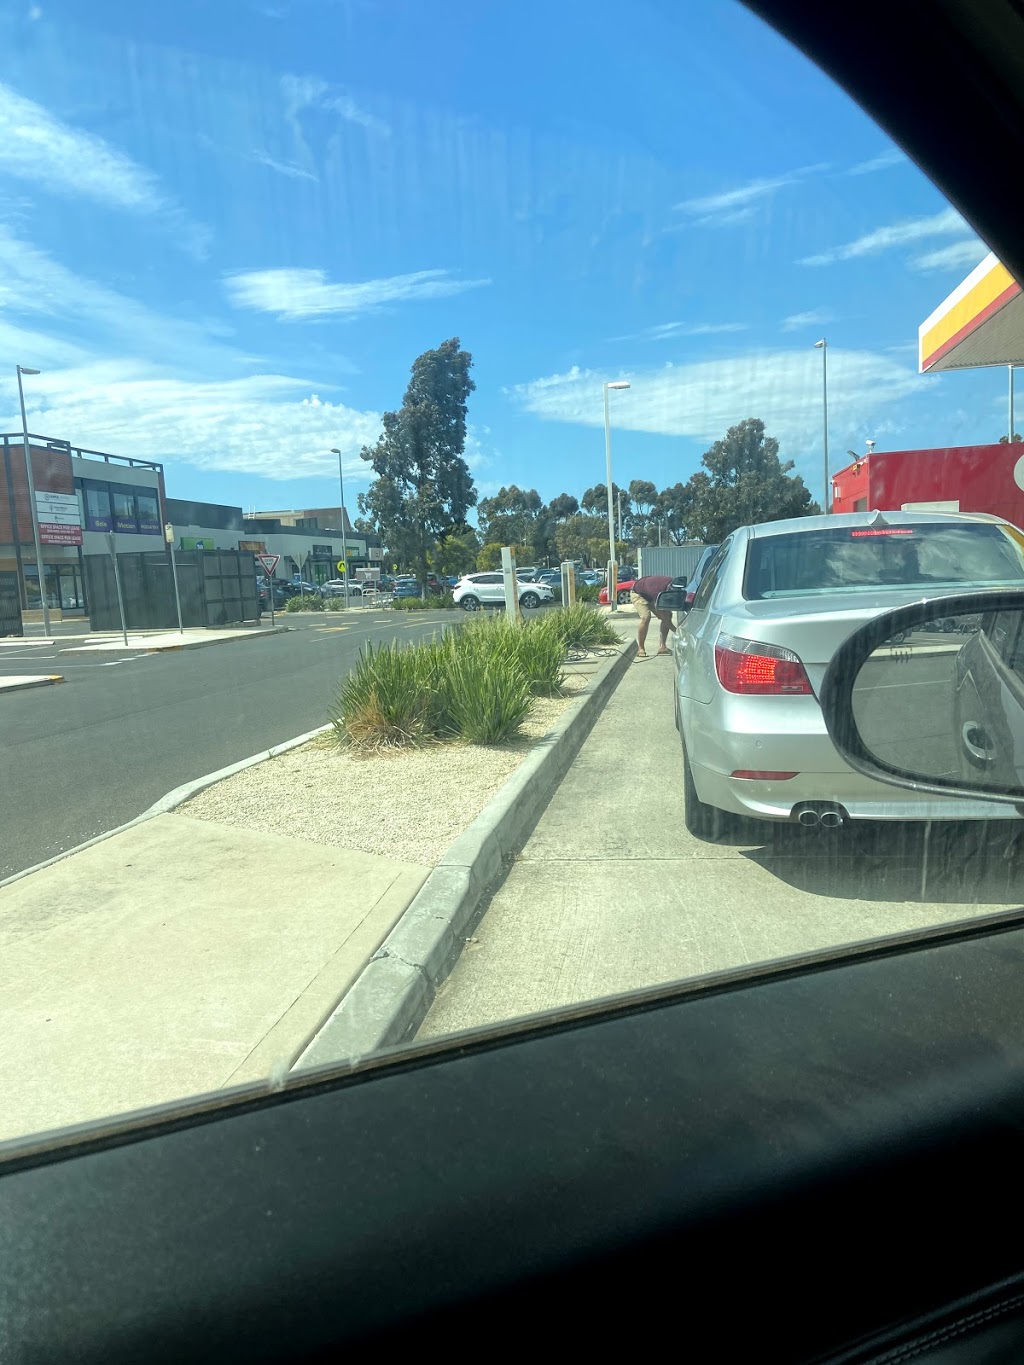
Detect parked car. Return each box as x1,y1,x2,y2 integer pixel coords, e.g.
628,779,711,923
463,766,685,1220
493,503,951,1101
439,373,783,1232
279,579,323,600
257,577,287,609
664,511,1024,839
452,572,555,611
392,579,424,598
321,579,363,598
599,574,637,606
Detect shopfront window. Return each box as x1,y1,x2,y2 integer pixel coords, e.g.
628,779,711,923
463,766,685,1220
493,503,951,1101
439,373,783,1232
135,490,161,535
111,486,138,533
82,482,113,532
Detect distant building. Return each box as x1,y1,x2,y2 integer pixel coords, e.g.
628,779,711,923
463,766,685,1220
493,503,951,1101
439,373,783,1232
1,432,166,613
166,499,382,582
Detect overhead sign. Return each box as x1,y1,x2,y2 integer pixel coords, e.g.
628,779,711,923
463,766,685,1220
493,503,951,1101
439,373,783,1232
336,559,346,573
35,491,82,546
257,553,281,577
239,539,267,553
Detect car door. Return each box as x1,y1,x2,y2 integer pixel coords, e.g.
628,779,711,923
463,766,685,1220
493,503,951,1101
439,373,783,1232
677,536,736,706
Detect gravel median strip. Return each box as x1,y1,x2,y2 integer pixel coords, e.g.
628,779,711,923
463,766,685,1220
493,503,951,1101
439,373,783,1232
184,674,590,868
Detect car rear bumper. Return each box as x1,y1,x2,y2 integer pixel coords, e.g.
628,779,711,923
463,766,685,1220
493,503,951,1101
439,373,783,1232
681,694,1020,823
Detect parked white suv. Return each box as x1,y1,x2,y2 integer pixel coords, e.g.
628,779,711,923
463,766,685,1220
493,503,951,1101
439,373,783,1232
452,572,555,611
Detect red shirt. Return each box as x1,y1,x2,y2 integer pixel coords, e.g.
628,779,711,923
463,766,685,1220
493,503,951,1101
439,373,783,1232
631,575,674,603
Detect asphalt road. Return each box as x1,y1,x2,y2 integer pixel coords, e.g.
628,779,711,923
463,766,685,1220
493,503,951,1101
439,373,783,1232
0,610,463,879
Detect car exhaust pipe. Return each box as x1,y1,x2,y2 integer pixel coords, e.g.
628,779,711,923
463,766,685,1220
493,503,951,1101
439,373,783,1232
797,809,819,827
819,809,843,829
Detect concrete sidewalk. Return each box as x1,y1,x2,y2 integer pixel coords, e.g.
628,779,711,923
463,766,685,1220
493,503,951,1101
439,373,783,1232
0,814,427,1141
62,624,289,653
0,674,63,694
419,614,1024,1041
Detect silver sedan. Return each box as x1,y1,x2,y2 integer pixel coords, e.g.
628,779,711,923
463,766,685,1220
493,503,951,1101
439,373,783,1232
671,510,1024,838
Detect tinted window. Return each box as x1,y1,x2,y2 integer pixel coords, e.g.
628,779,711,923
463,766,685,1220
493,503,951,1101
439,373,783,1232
744,524,1024,600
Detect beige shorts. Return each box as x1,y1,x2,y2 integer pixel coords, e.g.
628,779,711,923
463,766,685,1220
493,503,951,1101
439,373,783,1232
630,591,653,620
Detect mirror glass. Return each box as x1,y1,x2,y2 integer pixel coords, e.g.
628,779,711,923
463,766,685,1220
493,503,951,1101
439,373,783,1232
852,609,1024,797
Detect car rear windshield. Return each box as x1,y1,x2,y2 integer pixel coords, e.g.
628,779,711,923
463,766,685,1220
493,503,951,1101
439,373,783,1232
743,523,1024,600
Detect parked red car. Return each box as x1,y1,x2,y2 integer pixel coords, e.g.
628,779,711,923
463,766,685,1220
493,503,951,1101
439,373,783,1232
598,576,636,606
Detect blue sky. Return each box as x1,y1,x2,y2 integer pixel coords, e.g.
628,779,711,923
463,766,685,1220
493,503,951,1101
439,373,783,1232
0,0,1006,523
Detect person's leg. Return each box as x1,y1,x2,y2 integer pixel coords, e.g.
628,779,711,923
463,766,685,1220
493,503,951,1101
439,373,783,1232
656,610,672,653
631,592,652,656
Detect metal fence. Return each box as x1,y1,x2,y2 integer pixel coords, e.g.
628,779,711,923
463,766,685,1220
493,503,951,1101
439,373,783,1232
0,570,23,637
83,550,259,631
636,545,707,581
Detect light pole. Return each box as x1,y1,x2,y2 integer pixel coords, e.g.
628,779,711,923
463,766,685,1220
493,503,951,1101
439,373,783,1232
330,447,350,610
813,339,830,513
16,365,51,636
603,380,630,611
1009,365,1016,443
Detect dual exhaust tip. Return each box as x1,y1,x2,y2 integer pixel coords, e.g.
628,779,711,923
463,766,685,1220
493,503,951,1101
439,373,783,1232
795,805,844,829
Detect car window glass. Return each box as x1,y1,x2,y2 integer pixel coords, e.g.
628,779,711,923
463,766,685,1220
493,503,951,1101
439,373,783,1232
7,0,1024,1149
691,540,732,611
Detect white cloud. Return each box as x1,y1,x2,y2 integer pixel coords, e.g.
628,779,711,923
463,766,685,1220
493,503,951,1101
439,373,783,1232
781,308,833,332
0,232,376,482
507,350,926,458
0,228,235,369
910,239,989,273
609,320,748,343
800,206,974,266
250,151,318,182
676,164,828,225
224,266,491,320
2,369,382,480
847,149,906,176
281,73,390,138
0,81,206,254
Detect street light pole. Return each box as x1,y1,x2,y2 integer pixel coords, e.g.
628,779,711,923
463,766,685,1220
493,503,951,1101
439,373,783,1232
603,380,630,612
814,339,830,513
16,365,51,636
1009,365,1016,443
330,447,350,610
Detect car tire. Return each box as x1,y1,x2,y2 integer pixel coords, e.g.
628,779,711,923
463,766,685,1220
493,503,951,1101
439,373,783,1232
681,735,733,842
617,589,631,605
460,595,480,611
520,591,540,610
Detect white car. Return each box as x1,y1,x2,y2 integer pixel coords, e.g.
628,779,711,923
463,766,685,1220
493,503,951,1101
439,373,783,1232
322,579,363,597
452,572,555,611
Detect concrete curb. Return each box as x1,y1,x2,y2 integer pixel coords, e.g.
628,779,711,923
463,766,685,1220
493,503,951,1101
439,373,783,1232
0,674,64,694
295,638,637,1071
0,722,333,893
60,625,291,655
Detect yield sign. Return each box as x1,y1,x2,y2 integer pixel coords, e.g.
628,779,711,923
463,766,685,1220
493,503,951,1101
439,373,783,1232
257,553,280,577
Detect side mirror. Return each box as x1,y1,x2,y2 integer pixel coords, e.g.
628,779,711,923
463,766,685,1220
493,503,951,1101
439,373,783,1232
819,591,1024,806
654,589,690,612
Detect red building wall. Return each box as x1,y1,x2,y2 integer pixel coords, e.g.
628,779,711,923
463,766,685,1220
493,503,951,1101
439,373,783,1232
831,444,1024,528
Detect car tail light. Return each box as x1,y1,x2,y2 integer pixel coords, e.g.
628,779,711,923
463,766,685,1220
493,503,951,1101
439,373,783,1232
714,633,813,695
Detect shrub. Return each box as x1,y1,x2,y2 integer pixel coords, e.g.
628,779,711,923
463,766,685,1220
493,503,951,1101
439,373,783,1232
443,643,532,744
330,639,445,749
577,583,602,604
325,595,346,611
544,602,619,652
285,593,325,612
392,595,430,611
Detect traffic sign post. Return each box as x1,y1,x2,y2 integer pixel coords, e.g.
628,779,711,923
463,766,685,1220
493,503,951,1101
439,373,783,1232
335,559,349,610
165,522,184,635
257,553,281,626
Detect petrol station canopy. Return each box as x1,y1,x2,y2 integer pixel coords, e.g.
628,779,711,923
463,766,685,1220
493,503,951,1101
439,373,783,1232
919,251,1024,373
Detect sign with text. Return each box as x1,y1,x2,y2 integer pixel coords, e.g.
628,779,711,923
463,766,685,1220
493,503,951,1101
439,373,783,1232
257,553,280,578
35,491,82,546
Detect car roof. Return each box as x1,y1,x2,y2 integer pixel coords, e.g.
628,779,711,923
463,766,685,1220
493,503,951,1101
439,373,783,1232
744,510,1016,540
